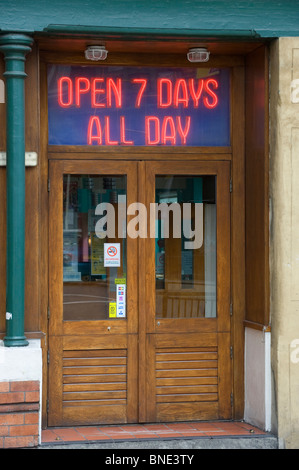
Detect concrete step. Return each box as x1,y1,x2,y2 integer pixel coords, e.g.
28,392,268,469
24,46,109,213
40,434,278,449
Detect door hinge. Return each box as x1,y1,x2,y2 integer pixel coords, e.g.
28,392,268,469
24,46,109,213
48,178,50,192
229,178,233,193
231,392,233,408
47,399,49,413
47,350,50,364
47,306,50,320
230,346,233,359
230,303,233,316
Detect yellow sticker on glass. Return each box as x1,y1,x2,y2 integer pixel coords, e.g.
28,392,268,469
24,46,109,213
109,302,117,318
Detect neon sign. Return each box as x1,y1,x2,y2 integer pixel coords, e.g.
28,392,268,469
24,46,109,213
47,65,230,146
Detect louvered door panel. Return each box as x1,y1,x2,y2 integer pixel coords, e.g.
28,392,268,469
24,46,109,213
61,348,128,424
156,347,219,419
48,335,138,426
156,347,218,404
149,334,220,421
63,349,127,407
148,333,228,422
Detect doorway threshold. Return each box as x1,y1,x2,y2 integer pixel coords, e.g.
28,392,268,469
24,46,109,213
40,421,277,449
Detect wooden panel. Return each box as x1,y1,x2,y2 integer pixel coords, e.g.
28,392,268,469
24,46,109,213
216,160,231,333
231,64,246,419
49,160,64,336
40,49,244,68
48,336,63,426
39,40,256,59
155,318,217,333
63,335,128,351
157,402,218,422
24,43,40,332
63,405,127,425
137,160,147,422
63,320,127,336
245,45,269,326
40,60,50,428
156,333,217,348
48,149,232,159
218,332,232,419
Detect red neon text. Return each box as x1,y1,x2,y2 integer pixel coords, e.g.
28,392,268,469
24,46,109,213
88,115,191,146
58,76,122,108
58,76,219,109
146,116,191,145
157,77,219,109
57,73,221,147
87,116,133,146
58,77,73,107
132,78,147,107
203,78,218,108
75,77,90,107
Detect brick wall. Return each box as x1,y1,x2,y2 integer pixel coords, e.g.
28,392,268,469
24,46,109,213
0,380,40,448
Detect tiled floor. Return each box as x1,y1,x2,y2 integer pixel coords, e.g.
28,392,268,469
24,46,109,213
42,421,267,445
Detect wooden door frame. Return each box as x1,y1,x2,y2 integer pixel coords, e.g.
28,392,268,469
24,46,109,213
40,55,245,427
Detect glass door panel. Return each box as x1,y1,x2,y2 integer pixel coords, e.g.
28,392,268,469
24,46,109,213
155,175,216,319
62,174,127,321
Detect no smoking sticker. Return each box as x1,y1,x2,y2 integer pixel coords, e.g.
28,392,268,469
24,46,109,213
104,243,121,267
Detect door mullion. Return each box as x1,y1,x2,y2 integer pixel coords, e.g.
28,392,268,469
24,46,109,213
137,161,147,422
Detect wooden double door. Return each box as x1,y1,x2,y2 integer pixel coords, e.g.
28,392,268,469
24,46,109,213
48,158,231,426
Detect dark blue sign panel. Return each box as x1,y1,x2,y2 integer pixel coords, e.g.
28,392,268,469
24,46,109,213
47,65,230,146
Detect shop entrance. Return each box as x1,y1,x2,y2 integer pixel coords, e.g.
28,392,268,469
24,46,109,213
48,158,231,426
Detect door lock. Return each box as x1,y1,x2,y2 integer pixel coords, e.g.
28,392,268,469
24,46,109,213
107,326,111,331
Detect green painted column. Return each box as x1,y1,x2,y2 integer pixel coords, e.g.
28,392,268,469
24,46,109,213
0,34,32,347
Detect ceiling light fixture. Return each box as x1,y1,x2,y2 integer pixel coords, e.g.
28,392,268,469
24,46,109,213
85,45,108,61
187,47,210,63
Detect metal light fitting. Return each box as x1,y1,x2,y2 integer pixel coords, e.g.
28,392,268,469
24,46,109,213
187,47,210,63
85,45,108,61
